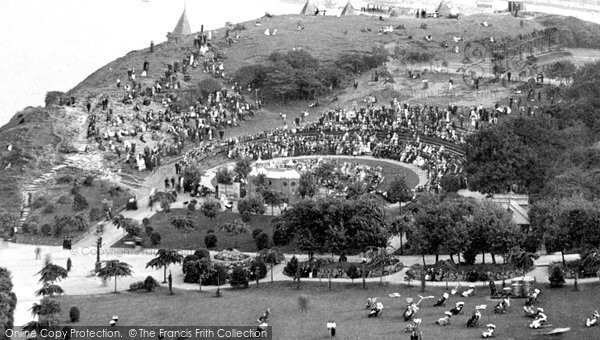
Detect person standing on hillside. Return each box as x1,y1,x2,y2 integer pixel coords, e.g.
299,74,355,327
150,41,154,53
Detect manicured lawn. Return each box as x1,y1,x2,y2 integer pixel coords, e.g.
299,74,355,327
53,282,600,339
116,209,283,253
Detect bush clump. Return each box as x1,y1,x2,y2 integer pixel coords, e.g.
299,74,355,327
204,234,217,248
150,232,161,245
69,306,80,322
229,266,249,288
549,265,566,288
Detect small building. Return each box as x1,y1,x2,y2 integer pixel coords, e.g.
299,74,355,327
489,193,530,231
246,167,301,204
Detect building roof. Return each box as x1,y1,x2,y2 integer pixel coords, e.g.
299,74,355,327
249,167,301,180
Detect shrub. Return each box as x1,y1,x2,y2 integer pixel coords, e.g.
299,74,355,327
202,264,229,286
241,212,252,222
129,281,145,291
549,265,566,288
42,204,55,214
252,228,264,239
238,196,266,215
142,217,151,227
144,276,159,292
160,199,171,213
109,186,123,197
182,255,200,278
283,256,299,278
188,199,197,212
82,175,95,187
249,258,268,281
54,222,65,237
201,200,221,218
31,196,48,210
125,223,142,237
229,266,249,288
70,185,81,195
58,142,78,154
57,195,72,205
69,307,80,322
56,175,72,184
346,264,361,282
255,232,270,250
41,224,52,236
73,193,88,211
204,234,217,248
298,294,311,312
150,232,161,245
144,226,154,237
194,249,210,259
89,207,104,222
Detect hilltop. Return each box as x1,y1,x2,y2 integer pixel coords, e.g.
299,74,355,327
70,13,540,95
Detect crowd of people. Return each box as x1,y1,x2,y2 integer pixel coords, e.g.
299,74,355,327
83,34,261,173
199,100,470,192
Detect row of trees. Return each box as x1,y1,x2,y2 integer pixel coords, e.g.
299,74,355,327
233,47,388,102
406,194,529,266
272,196,389,256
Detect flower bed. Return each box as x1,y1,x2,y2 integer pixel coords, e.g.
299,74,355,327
405,261,527,283
213,249,252,267
298,257,404,279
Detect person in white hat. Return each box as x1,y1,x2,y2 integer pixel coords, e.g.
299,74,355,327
529,308,547,329
434,292,450,307
436,311,452,326
326,320,336,337
450,301,465,315
586,310,599,327
482,324,496,338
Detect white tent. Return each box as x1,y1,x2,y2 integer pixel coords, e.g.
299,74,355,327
300,0,319,15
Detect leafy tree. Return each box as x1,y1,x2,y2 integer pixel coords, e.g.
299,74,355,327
256,248,284,282
229,266,249,288
96,260,133,293
465,125,539,194
238,196,266,215
252,173,269,196
234,157,252,182
262,189,286,215
408,194,451,264
440,173,462,193
146,249,183,283
546,60,577,83
30,298,61,323
297,172,317,198
346,264,360,283
194,258,215,291
37,263,68,285
255,232,270,250
274,197,388,255
35,284,64,297
170,215,196,247
201,200,221,219
215,167,234,185
204,233,218,248
283,256,299,278
249,257,268,286
386,175,411,203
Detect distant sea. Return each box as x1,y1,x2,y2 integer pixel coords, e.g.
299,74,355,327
0,0,302,126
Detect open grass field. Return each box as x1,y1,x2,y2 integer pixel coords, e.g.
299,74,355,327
114,209,279,253
53,282,600,339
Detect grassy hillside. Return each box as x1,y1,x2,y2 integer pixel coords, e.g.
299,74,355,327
0,107,63,215
69,13,542,95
